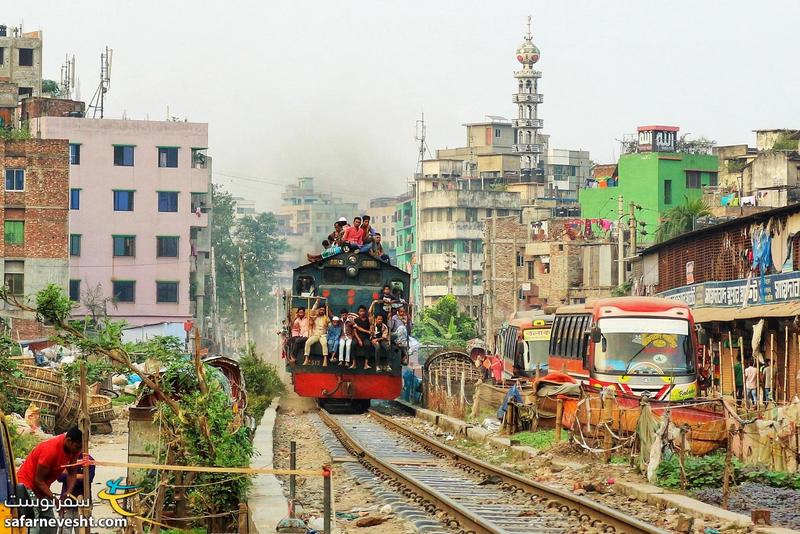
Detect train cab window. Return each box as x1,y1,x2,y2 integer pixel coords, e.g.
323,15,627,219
390,280,405,298
322,268,346,284
359,270,381,285
295,276,315,296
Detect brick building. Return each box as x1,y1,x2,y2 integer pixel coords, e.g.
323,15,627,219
0,138,70,340
636,203,800,400
483,216,617,349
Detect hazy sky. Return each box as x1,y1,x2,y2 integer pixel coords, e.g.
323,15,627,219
7,1,800,211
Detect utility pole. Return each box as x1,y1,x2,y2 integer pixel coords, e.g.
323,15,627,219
238,247,251,356
512,234,519,313
446,252,454,295
467,240,474,319
486,216,497,353
629,202,638,260
210,246,223,352
617,195,625,286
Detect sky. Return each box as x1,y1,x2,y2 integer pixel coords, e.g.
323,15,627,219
7,0,800,211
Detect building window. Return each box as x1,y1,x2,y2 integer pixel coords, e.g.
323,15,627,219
5,169,24,191
685,171,701,189
664,180,672,204
156,281,179,303
466,208,478,222
4,221,24,245
156,236,179,258
113,145,135,166
497,209,509,217
158,192,178,212
113,190,135,211
70,188,80,210
708,172,719,187
112,280,135,303
446,208,453,222
4,261,24,297
112,235,136,257
69,144,81,165
18,48,33,67
69,280,81,302
191,148,208,168
0,47,4,65
495,128,501,137
69,234,81,256
158,147,179,168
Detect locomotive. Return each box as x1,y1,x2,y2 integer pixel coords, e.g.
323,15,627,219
283,251,410,410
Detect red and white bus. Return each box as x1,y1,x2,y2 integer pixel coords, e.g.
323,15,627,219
548,297,699,400
496,313,553,378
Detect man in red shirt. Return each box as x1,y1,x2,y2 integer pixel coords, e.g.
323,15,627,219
17,426,83,532
342,216,365,250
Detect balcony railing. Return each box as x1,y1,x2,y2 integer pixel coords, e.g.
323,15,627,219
512,93,544,104
512,144,543,154
514,69,542,79
512,118,543,129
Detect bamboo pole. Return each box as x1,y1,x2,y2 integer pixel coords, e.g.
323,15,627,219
785,326,790,403
728,332,736,402
79,361,91,534
555,398,563,443
719,341,724,397
739,336,746,409
721,428,734,510
771,333,776,405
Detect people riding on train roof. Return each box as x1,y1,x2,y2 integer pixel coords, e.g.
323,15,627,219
342,216,365,250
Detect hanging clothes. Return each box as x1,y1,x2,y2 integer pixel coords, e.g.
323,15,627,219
751,225,771,303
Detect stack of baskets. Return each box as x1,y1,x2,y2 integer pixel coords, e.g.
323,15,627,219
9,365,66,432
10,364,117,433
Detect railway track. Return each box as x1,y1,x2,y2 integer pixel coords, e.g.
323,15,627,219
320,407,670,534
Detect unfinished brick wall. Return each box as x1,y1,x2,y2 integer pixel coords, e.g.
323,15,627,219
483,216,528,327
20,97,85,120
0,139,70,259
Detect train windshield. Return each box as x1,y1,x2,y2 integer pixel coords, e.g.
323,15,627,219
594,318,694,376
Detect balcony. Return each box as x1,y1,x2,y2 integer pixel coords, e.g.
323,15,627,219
512,93,543,104
512,144,543,154
512,118,543,129
421,252,483,271
419,221,484,241
514,69,542,79
423,285,484,298
420,190,521,210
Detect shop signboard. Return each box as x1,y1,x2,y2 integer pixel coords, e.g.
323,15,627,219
658,271,800,308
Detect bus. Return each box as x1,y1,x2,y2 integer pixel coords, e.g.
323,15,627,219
496,311,553,377
547,297,698,400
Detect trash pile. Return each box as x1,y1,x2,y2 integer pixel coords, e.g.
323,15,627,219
7,348,117,435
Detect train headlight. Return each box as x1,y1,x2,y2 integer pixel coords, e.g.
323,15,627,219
346,266,358,277
348,255,358,265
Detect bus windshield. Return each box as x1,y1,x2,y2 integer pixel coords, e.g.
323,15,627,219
594,317,694,376
523,328,550,369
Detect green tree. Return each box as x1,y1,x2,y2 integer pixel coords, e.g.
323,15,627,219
41,79,60,96
415,295,477,349
656,197,711,242
210,186,285,341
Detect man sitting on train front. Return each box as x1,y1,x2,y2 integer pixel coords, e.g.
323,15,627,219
289,307,309,363
371,313,391,372
303,299,330,366
342,216,365,251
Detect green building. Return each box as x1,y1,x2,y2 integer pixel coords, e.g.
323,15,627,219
393,194,418,305
580,127,719,243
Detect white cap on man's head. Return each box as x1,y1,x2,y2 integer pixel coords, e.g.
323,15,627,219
337,217,348,223
332,316,341,322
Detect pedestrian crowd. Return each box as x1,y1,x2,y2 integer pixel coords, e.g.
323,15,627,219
285,285,411,372
733,355,772,408
306,215,390,264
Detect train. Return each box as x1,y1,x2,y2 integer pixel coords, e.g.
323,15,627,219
284,251,410,410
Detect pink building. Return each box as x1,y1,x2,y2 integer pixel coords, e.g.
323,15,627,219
35,117,211,327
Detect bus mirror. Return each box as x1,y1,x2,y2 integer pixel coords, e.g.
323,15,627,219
590,325,602,344
697,329,708,346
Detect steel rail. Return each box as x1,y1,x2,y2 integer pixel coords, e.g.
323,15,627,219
368,408,669,534
320,409,496,533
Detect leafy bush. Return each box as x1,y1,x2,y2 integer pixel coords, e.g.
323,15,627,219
656,451,733,489
7,418,41,458
62,359,116,386
240,353,284,422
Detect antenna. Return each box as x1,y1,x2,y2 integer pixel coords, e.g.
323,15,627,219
59,54,75,99
87,46,113,119
414,112,431,177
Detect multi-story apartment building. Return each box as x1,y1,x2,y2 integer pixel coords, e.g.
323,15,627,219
416,162,521,317
276,177,359,289
232,196,257,219
368,196,400,261
0,25,43,103
0,138,69,341
35,117,212,328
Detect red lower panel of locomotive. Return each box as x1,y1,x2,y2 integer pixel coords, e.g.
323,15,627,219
293,371,401,400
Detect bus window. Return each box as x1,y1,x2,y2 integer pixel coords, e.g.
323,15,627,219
322,268,346,284
564,316,575,358
552,316,564,356
573,315,587,359
359,270,381,285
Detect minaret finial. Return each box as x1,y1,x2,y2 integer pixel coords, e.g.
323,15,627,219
526,15,532,39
